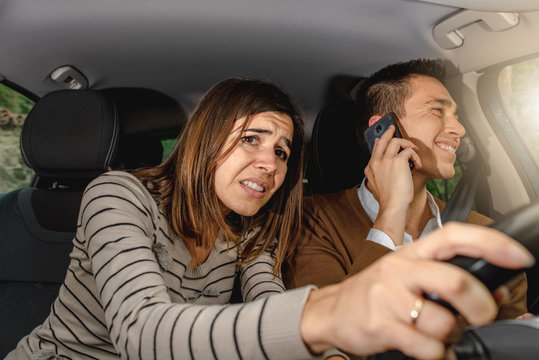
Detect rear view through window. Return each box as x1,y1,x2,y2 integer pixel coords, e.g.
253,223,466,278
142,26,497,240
0,83,34,193
499,57,539,167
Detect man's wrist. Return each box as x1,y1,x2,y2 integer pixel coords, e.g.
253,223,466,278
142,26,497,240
373,207,407,246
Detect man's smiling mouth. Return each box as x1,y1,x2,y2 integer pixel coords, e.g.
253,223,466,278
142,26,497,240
437,144,456,153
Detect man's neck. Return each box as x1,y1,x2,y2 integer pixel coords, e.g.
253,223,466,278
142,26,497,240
405,175,430,239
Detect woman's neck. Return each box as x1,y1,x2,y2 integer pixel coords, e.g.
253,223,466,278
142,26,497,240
183,223,219,268
184,236,216,268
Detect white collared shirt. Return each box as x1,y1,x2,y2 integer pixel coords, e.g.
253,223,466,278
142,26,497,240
357,178,443,251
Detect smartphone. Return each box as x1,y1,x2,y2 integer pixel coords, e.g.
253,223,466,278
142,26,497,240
363,112,414,169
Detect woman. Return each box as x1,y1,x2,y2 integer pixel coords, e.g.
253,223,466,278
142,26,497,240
8,78,534,360
10,78,310,359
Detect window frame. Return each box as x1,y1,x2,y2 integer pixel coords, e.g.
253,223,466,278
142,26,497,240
0,79,39,191
477,55,539,199
0,79,40,104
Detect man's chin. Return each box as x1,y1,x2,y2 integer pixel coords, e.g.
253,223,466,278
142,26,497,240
440,169,456,180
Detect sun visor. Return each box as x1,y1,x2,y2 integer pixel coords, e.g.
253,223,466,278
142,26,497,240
433,10,520,49
416,0,539,12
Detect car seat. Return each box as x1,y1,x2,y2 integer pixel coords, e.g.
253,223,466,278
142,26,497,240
101,87,186,170
0,87,186,357
0,89,120,357
304,99,370,195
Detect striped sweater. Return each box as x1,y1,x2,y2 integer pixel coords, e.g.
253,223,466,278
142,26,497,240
12,171,315,360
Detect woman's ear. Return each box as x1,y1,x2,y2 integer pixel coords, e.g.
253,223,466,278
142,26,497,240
368,115,382,127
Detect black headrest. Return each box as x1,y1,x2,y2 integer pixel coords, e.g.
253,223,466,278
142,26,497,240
20,89,119,178
118,134,164,170
305,100,370,194
100,87,186,134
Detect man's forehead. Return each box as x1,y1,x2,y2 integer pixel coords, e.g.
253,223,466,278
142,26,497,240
410,76,457,109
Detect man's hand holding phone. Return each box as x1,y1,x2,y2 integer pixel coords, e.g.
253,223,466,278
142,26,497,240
363,113,416,169
363,114,422,246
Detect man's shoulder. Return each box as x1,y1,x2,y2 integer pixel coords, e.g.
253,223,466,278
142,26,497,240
433,197,493,226
302,185,373,230
466,209,493,226
304,186,360,213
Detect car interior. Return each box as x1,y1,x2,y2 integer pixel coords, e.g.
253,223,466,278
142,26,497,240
1,0,539,357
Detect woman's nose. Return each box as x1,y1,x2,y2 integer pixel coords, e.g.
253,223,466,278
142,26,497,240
254,148,277,174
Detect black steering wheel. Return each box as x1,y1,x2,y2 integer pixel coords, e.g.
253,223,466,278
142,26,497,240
367,199,539,360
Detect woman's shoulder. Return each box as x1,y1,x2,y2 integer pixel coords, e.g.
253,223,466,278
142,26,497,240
86,170,148,195
83,170,159,214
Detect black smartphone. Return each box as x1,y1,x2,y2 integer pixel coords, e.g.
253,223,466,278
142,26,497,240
363,112,414,169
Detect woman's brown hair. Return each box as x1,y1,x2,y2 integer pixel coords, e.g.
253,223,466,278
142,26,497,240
135,78,304,273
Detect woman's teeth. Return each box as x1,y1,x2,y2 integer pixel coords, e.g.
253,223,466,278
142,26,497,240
241,180,264,192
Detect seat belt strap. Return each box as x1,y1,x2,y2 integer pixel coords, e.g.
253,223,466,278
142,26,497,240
441,161,484,223
441,135,484,224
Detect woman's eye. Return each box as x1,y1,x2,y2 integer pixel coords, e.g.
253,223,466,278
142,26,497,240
242,136,258,145
275,149,288,161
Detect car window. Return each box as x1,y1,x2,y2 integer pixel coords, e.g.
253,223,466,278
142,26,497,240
427,162,463,203
0,83,35,193
499,57,539,168
161,138,177,162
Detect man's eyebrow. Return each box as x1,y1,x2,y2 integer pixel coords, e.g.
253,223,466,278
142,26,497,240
245,128,292,149
427,98,458,113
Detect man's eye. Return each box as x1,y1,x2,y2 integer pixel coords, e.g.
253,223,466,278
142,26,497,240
242,136,258,145
275,149,288,161
432,107,444,116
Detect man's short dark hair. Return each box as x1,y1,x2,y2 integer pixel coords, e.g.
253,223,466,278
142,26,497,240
355,59,446,149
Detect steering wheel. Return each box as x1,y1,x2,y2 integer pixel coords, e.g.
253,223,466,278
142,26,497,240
367,199,539,360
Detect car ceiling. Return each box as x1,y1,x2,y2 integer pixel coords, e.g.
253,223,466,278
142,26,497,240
2,0,539,131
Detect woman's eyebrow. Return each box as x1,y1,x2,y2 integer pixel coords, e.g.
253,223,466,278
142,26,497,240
244,128,292,149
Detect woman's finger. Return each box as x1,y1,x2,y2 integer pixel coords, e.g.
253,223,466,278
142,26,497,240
404,296,457,340
376,254,498,325
404,223,535,269
379,320,446,360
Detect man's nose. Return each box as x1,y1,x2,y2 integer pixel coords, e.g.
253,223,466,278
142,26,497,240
446,114,465,138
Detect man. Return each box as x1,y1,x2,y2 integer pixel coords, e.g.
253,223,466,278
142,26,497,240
286,59,529,323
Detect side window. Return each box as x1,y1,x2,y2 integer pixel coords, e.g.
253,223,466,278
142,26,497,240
498,58,539,168
0,83,35,193
161,138,177,161
427,162,463,202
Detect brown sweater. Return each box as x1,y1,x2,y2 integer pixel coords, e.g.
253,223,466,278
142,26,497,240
285,185,528,321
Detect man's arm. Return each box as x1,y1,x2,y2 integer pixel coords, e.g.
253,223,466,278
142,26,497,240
496,273,529,320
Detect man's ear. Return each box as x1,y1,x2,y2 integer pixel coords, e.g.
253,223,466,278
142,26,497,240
368,115,382,127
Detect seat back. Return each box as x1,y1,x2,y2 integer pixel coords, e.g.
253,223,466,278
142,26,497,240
0,89,120,357
101,87,187,170
305,99,370,195
0,87,186,357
